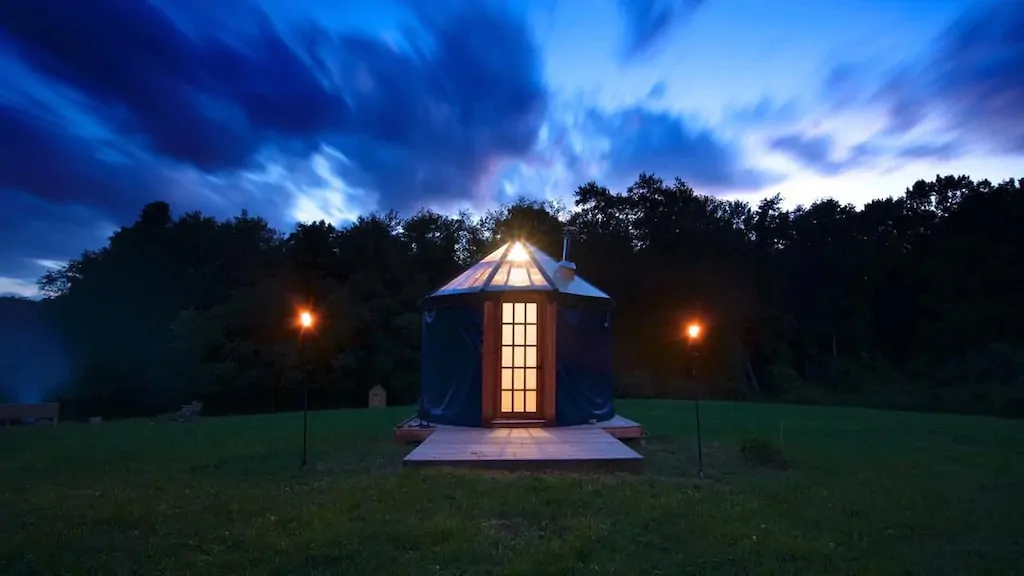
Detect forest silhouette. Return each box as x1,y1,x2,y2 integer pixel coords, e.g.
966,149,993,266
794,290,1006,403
2,172,1022,419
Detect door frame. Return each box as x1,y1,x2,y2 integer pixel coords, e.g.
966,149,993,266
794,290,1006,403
481,294,556,426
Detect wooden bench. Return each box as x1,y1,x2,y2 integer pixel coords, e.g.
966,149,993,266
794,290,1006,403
0,402,60,427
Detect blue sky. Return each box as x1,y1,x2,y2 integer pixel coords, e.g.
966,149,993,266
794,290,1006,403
1,0,1022,296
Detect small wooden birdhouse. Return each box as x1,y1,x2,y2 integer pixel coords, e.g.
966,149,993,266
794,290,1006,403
368,385,387,408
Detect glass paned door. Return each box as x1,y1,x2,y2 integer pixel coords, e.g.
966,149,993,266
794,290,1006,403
499,301,539,416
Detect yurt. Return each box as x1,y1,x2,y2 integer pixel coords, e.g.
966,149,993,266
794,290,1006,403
417,239,615,427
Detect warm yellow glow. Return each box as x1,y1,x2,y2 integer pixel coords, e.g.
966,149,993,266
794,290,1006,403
500,300,539,414
687,323,701,340
299,310,315,329
507,266,530,286
507,241,529,262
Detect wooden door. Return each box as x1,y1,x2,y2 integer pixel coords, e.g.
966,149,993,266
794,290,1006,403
497,299,543,419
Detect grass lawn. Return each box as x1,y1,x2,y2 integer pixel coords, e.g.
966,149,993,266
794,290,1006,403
2,399,1022,575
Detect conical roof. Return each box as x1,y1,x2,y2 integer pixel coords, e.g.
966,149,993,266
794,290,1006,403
427,241,610,299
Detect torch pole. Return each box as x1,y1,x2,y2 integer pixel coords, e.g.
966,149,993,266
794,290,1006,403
690,339,704,479
300,331,309,469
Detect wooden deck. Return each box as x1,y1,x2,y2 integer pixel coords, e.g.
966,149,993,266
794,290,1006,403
403,426,644,472
394,413,644,444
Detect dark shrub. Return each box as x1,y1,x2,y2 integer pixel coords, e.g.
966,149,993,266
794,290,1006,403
740,437,789,470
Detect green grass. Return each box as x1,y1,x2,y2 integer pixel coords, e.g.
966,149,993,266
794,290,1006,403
2,400,1022,575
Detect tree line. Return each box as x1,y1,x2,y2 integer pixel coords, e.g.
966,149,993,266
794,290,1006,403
2,172,1022,419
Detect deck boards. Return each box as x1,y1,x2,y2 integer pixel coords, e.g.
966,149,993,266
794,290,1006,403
394,414,644,444
403,426,644,472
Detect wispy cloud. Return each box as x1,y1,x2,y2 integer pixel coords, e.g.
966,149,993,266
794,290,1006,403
617,0,706,62
0,277,39,298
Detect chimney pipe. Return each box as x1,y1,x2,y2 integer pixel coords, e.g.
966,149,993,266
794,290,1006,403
557,226,577,285
561,225,576,262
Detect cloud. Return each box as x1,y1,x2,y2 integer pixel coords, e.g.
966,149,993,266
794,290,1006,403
0,104,177,218
725,97,806,129
503,101,781,200
0,0,345,172
758,2,1024,177
821,2,1024,155
324,3,547,211
819,63,878,109
0,0,783,293
0,0,549,286
0,0,547,211
768,129,965,176
0,189,115,287
894,141,961,162
617,0,706,61
248,146,377,225
593,107,778,189
646,81,668,101
768,132,879,176
0,277,39,299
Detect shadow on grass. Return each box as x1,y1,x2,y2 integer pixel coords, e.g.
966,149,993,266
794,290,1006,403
315,440,408,475
632,434,791,481
188,438,409,480
189,431,793,485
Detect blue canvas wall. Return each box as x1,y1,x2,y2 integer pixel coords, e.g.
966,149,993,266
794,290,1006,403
555,306,615,425
417,305,483,426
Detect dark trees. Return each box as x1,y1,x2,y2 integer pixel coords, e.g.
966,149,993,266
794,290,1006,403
16,174,1023,419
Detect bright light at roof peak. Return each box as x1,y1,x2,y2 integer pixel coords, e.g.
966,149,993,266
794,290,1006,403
507,241,529,262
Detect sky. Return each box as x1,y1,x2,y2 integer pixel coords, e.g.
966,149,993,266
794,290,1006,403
1,0,1022,297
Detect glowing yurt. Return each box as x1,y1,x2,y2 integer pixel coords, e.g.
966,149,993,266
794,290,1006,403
417,240,615,427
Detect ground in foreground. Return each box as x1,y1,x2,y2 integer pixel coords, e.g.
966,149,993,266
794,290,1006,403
2,400,1022,574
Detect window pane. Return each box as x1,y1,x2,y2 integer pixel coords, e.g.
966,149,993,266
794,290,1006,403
514,391,525,412
501,391,512,412
513,346,525,367
502,324,514,346
501,346,512,367
502,302,514,322
514,303,525,323
501,368,512,391
467,264,493,287
528,266,546,287
482,244,508,262
508,266,530,286
513,369,524,389
525,324,537,345
525,369,536,390
525,391,537,412
525,302,537,324
525,346,536,368
493,262,512,286
514,325,525,345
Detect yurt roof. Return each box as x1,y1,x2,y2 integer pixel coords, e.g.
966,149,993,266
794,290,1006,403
427,241,611,299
